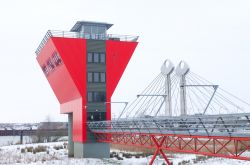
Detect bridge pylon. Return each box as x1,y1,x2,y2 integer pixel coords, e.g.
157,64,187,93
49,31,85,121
176,61,190,116
161,59,174,116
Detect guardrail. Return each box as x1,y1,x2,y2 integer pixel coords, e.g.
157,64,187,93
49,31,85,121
88,113,250,138
35,30,139,56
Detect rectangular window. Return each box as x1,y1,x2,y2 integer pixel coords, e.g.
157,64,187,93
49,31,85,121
98,92,106,102
84,25,91,34
87,112,93,121
87,72,93,83
87,53,93,63
100,53,105,63
94,112,106,121
100,73,106,83
88,72,106,83
92,26,98,34
87,92,93,102
94,53,99,63
93,72,99,82
98,26,106,34
88,92,106,102
93,92,106,102
87,52,106,64
87,112,106,121
93,92,99,102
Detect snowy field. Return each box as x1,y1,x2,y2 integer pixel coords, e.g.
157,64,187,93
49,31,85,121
0,142,249,165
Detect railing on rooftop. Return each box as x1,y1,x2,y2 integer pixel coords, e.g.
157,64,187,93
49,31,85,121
35,30,139,56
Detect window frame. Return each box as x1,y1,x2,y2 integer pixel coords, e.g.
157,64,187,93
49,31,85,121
87,91,106,102
100,53,106,63
93,53,99,63
100,72,106,83
93,72,100,83
87,72,106,83
87,72,93,83
87,92,93,102
87,52,106,64
87,52,93,63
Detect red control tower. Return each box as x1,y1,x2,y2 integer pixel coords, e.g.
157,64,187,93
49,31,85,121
35,21,138,158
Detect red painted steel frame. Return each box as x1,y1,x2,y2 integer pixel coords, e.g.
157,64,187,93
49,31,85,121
93,132,250,164
37,37,138,143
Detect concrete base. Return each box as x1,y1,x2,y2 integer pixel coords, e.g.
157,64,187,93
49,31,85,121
68,113,74,157
67,114,109,158
74,142,110,158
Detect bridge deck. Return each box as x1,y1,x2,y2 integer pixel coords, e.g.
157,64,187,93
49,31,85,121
88,113,250,164
88,113,250,138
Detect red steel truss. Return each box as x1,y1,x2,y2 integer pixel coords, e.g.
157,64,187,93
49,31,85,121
93,132,250,165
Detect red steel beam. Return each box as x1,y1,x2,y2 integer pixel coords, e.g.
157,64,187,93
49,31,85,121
150,136,171,165
93,132,250,164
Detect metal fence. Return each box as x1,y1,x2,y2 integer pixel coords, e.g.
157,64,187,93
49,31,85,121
35,30,139,56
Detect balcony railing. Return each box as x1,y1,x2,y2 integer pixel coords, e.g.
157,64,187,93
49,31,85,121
35,30,139,56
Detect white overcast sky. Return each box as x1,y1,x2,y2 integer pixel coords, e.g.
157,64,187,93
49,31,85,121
0,0,250,123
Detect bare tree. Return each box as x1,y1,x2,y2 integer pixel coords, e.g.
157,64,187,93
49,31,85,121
36,115,53,143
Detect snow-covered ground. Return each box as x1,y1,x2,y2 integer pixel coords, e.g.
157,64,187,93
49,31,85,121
0,142,249,165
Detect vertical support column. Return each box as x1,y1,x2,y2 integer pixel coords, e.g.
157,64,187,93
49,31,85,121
165,74,172,116
180,75,187,115
20,131,23,144
161,60,174,116
68,113,74,157
175,61,190,116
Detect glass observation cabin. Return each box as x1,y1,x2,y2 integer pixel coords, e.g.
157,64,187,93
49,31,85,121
35,21,139,55
71,21,110,40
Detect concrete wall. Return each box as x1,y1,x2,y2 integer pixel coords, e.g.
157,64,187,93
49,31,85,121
68,113,74,157
74,142,110,158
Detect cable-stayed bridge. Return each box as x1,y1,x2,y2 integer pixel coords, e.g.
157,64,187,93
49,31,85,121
88,60,250,165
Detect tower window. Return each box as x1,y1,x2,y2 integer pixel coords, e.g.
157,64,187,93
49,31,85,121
100,73,106,83
94,53,99,63
87,92,93,102
84,25,91,34
87,112,106,121
93,72,99,82
87,72,93,83
94,92,106,102
87,72,106,83
87,92,106,102
100,53,105,63
87,53,93,63
87,52,106,64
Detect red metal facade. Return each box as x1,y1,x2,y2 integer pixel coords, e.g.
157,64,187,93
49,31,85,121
106,40,138,120
37,37,137,143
